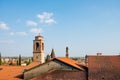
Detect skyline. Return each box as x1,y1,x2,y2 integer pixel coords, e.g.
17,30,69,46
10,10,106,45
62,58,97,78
0,0,120,57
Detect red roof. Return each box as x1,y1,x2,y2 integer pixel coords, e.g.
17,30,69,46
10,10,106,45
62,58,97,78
25,57,86,71
54,57,85,71
25,62,40,70
0,62,40,80
0,66,25,80
87,55,120,80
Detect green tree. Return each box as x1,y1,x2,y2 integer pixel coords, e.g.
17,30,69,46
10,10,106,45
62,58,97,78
27,58,31,65
17,60,19,65
31,57,33,62
45,54,50,62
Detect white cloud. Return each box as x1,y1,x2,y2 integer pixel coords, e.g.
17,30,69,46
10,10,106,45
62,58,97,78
45,18,56,24
30,28,42,34
0,22,9,30
0,40,14,44
37,12,53,20
10,32,27,36
27,20,37,26
37,12,56,24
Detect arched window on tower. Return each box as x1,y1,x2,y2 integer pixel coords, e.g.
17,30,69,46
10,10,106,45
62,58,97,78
42,43,44,50
36,42,39,51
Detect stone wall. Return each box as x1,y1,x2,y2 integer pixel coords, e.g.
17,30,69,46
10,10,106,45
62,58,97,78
24,60,79,80
32,70,87,80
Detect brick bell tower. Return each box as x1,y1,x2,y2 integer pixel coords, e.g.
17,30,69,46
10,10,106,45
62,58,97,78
33,34,44,63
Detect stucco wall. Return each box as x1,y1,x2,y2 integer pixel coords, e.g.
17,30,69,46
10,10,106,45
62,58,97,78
32,70,87,80
24,60,79,80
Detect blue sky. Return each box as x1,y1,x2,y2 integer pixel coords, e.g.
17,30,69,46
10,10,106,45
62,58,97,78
0,0,120,57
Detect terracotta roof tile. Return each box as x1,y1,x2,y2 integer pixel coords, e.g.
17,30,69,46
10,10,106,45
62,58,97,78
0,66,25,80
55,57,85,71
0,62,40,80
87,56,120,80
25,62,40,70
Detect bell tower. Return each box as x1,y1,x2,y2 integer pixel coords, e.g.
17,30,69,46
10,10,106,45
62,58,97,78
33,35,44,63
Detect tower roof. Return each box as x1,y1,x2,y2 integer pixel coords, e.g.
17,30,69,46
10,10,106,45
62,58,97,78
35,34,43,38
35,34,43,40
51,48,55,58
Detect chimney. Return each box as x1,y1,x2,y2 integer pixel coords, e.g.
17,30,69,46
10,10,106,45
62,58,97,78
97,53,102,56
66,47,69,58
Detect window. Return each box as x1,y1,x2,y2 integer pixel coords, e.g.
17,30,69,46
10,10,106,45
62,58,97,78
36,42,39,50
42,43,44,50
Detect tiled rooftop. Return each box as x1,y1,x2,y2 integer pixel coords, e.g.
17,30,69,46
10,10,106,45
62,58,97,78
87,55,120,80
55,57,85,71
1,55,119,80
0,62,40,80
0,66,24,80
25,62,40,69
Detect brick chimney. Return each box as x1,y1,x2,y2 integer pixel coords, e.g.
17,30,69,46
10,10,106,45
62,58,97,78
66,47,69,58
